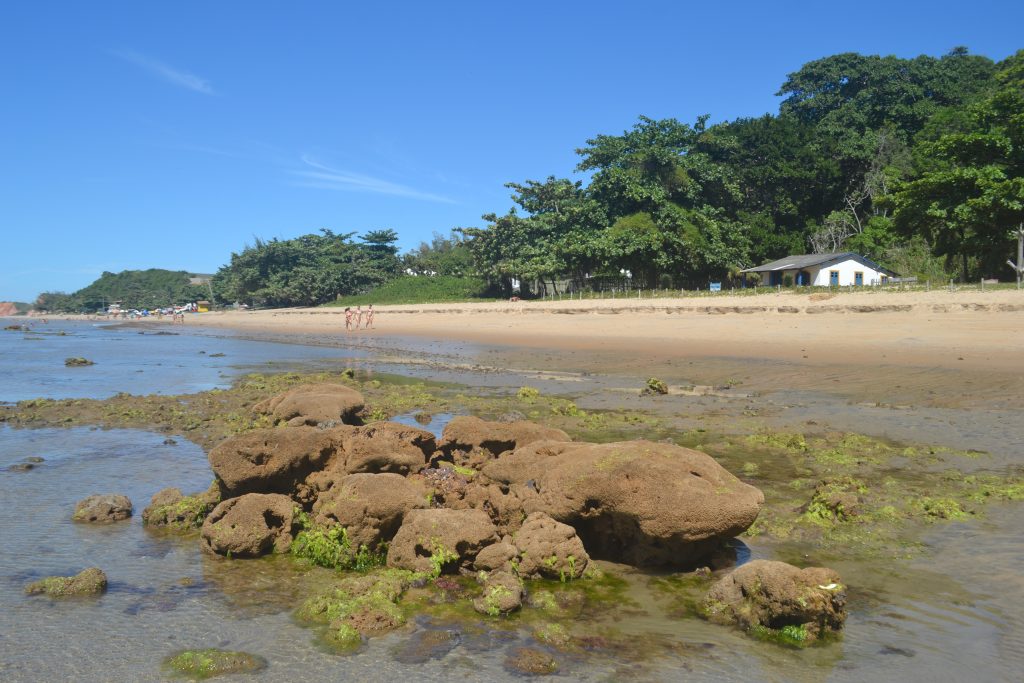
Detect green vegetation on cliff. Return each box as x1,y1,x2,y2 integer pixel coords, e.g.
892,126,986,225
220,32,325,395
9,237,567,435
327,275,491,307
36,269,208,312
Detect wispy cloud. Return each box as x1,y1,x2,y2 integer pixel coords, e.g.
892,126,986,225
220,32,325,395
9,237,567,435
289,156,456,204
110,49,216,95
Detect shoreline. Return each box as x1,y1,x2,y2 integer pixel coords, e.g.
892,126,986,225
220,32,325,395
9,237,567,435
22,288,1024,407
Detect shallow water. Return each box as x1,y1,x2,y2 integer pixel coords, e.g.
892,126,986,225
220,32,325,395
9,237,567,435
1,326,1023,681
0,320,365,402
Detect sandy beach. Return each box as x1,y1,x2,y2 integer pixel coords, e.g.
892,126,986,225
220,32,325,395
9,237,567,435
144,287,1021,404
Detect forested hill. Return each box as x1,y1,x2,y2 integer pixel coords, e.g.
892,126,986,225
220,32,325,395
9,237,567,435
36,269,209,312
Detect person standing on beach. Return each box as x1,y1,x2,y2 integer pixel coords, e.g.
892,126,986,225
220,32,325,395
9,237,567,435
344,307,353,332
356,305,364,330
365,304,374,329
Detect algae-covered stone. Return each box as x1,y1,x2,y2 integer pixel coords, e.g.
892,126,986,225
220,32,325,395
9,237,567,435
533,622,571,649
504,647,558,676
142,485,220,530
73,494,133,523
163,648,266,679
514,512,589,580
323,623,363,653
25,567,107,597
699,559,846,646
64,357,94,367
297,569,417,642
393,628,462,664
473,570,524,616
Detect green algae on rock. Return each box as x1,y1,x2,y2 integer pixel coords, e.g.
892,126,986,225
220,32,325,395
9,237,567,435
699,560,846,647
72,493,133,523
142,485,220,530
25,567,107,597
163,649,266,679
473,570,524,616
504,647,559,676
296,569,418,646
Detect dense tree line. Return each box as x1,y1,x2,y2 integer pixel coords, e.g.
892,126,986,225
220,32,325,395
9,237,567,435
211,229,402,307
36,269,209,312
451,47,1023,295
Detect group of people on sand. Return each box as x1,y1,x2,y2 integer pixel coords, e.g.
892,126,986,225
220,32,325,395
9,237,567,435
344,304,374,332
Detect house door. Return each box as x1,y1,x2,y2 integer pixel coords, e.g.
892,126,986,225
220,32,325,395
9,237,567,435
829,270,839,286
854,272,864,286
769,271,782,286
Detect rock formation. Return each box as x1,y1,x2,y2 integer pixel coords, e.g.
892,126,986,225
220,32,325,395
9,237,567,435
253,383,364,426
700,559,847,643
200,493,298,558
480,439,764,566
72,494,133,523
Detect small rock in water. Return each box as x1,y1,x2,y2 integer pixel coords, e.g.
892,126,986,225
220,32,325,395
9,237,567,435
64,357,94,367
504,647,559,676
162,649,266,678
392,628,462,664
24,456,45,463
699,559,847,645
163,438,178,446
73,494,133,523
7,462,36,472
209,352,226,358
25,567,108,597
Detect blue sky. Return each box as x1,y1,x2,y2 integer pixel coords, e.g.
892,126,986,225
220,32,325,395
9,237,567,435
1,0,1021,302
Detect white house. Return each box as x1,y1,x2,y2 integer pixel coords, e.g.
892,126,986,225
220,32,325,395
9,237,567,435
740,252,898,287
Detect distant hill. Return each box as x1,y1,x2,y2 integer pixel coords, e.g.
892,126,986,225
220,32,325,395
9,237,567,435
36,269,210,312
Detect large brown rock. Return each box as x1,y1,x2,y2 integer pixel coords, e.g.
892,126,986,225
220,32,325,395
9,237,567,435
311,473,427,550
253,383,364,426
481,440,764,567
141,483,220,529
473,541,519,573
329,422,435,475
439,416,570,458
208,427,335,497
700,560,847,642
72,494,132,523
387,508,499,574
200,493,298,558
514,512,589,579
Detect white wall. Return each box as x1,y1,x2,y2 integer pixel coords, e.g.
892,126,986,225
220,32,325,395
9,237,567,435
809,259,888,286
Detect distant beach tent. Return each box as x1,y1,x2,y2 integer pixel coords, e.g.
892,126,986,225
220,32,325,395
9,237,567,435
196,300,211,312
740,253,897,287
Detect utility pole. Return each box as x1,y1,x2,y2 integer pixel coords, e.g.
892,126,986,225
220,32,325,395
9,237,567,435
1008,223,1024,289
